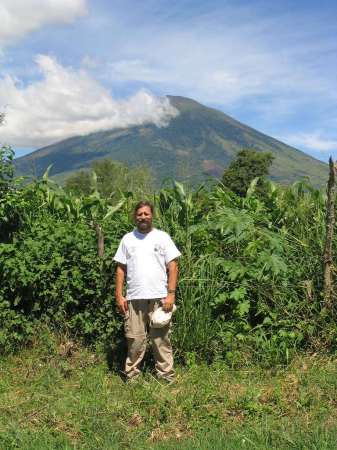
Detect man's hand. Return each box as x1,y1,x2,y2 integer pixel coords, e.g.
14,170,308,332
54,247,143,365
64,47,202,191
162,293,175,312
116,296,128,315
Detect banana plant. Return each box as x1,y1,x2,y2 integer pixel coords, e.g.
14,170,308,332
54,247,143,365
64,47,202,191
33,167,126,257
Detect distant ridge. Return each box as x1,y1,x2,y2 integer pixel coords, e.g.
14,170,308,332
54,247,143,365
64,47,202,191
14,95,327,186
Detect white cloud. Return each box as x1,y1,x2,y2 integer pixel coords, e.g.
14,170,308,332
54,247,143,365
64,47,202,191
282,132,337,153
105,3,337,114
0,55,179,147
1,0,337,158
0,0,87,48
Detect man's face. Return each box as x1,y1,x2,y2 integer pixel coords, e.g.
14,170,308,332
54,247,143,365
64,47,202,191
135,206,153,233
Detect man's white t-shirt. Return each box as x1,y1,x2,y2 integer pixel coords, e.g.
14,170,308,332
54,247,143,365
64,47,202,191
114,228,181,300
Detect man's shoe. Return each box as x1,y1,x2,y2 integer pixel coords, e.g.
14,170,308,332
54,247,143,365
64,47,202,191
125,373,141,384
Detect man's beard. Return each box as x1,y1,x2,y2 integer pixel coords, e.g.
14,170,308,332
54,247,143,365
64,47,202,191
137,220,152,233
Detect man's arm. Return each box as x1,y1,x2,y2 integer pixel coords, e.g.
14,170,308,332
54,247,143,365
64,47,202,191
115,263,128,314
163,259,178,312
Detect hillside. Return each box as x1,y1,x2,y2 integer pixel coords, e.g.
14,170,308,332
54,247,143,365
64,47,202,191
14,96,328,186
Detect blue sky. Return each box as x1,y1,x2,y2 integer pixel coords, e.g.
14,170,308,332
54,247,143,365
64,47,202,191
1,0,337,162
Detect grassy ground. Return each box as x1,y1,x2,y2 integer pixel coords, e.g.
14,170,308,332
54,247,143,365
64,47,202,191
1,337,337,450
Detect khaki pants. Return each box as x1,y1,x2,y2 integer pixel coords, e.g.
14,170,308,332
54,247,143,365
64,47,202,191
124,299,175,381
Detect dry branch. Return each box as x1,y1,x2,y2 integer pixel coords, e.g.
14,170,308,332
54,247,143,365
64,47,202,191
323,156,336,307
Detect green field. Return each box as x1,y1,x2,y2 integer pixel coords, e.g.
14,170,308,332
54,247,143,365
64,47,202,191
1,336,336,450
2,143,337,449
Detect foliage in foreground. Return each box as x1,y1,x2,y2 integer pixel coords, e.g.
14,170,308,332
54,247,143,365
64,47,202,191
0,148,336,363
0,339,336,449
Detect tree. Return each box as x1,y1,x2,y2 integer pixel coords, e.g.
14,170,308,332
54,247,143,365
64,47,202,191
64,170,91,196
0,113,15,193
0,145,15,192
222,149,274,197
0,114,23,241
65,158,154,198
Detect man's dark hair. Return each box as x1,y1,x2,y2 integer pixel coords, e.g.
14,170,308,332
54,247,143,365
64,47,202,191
134,200,154,215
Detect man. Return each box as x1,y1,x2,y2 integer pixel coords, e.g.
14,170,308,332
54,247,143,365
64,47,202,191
114,200,181,382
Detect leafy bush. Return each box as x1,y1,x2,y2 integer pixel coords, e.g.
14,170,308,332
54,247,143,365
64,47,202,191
0,159,336,364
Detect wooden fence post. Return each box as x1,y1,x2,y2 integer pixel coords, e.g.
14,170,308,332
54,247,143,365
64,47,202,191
323,156,336,308
95,223,104,258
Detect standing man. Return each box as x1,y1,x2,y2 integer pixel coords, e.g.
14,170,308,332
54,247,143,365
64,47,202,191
114,200,181,382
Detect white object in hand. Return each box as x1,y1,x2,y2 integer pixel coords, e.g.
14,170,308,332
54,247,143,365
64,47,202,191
150,304,177,328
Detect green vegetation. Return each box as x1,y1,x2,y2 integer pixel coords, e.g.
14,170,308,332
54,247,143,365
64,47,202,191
222,149,274,196
1,147,336,363
14,96,328,186
0,144,15,190
65,158,154,198
1,338,337,449
2,140,337,448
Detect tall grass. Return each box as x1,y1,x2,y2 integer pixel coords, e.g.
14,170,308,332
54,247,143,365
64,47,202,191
173,255,224,362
